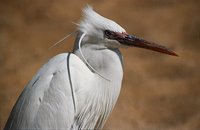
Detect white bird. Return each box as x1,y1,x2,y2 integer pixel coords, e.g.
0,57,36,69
4,6,177,130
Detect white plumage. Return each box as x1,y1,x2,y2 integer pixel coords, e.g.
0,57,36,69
79,6,125,34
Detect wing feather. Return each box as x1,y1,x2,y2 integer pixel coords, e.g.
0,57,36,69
4,53,90,130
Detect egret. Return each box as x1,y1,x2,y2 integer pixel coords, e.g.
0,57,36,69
4,6,177,130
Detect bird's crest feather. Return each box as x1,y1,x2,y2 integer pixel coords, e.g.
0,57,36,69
78,5,125,34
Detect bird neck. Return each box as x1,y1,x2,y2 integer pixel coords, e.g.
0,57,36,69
73,43,123,81
72,38,124,129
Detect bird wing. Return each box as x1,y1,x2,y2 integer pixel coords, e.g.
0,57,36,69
4,53,92,130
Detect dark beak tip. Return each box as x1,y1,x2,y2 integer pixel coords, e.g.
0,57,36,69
171,52,179,57
167,50,179,57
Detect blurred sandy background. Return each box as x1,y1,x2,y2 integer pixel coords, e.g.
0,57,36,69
0,0,200,129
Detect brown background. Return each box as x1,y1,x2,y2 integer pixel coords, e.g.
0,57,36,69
0,0,200,129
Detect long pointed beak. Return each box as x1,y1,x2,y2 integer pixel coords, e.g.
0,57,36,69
111,32,178,56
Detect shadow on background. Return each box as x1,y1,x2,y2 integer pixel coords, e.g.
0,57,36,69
0,0,200,129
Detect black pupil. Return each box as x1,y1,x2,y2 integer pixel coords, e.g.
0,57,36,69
104,30,112,36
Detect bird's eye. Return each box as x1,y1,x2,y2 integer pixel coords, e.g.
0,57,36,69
104,30,112,37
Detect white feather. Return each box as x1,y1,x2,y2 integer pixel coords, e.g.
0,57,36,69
79,6,125,34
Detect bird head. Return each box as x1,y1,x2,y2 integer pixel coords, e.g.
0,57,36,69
77,6,177,56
